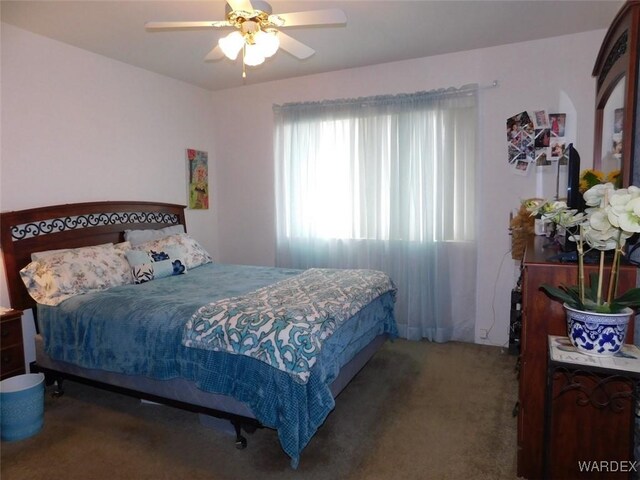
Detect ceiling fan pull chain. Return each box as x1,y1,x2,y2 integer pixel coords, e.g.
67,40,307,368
242,44,247,79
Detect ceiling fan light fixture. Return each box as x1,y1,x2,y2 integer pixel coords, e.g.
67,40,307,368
219,31,244,60
146,3,347,79
254,29,279,58
243,42,266,66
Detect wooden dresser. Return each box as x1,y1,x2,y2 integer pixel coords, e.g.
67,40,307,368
0,308,25,380
517,236,638,479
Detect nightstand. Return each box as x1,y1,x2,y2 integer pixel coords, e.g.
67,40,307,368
0,308,25,380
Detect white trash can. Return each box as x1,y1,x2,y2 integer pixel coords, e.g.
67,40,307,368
1,373,45,441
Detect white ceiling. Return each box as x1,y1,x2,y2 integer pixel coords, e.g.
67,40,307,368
0,1,624,91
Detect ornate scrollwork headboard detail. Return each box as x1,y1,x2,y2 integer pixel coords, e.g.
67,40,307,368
0,201,186,311
9,211,180,241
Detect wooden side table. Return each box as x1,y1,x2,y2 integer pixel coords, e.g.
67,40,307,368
544,335,640,479
0,308,25,380
517,236,637,479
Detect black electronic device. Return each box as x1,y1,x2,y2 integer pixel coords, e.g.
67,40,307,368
555,143,584,254
565,143,585,212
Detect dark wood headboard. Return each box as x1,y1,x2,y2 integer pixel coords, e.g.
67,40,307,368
0,201,186,311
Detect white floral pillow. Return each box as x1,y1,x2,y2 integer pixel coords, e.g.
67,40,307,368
125,246,187,284
20,243,133,306
31,242,112,261
131,233,212,269
124,225,185,246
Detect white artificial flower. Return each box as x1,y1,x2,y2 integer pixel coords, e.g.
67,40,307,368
554,209,586,228
583,225,619,251
609,189,632,208
627,185,640,199
524,198,547,218
523,198,544,212
539,202,569,221
615,197,640,233
582,209,620,250
536,177,640,313
583,183,615,208
534,182,636,252
588,208,612,231
547,201,567,213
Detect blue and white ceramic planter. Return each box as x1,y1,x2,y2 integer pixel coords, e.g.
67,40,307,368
564,304,633,356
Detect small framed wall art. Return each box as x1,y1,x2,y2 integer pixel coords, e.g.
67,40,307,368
186,148,209,209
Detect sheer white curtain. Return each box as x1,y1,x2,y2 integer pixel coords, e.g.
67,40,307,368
274,86,477,342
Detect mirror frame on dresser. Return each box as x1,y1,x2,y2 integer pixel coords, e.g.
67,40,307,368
592,0,639,187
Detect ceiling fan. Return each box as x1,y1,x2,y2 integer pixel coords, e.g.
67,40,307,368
145,0,347,77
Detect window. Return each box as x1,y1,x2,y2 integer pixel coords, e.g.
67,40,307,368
274,86,478,342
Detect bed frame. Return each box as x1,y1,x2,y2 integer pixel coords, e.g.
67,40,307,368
0,201,388,453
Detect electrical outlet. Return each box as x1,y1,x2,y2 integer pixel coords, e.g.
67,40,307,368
480,328,489,339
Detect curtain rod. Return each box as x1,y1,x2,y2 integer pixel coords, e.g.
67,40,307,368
274,83,481,111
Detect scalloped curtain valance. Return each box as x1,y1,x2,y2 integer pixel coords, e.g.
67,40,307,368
273,84,478,114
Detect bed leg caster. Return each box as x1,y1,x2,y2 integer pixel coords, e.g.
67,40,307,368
232,421,247,450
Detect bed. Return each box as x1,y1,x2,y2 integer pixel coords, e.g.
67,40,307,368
0,201,397,467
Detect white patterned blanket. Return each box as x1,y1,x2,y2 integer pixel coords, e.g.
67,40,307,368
182,268,395,383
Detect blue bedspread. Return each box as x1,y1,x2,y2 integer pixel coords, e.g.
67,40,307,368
37,263,397,467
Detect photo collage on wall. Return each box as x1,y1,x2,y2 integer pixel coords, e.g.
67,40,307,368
507,110,566,175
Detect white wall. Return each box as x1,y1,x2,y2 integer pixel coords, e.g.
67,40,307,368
1,23,220,279
211,29,605,346
1,24,219,363
0,23,606,349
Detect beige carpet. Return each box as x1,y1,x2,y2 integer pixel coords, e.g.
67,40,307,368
1,340,518,480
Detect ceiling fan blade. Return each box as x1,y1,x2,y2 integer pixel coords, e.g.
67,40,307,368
145,21,231,30
272,9,346,27
278,32,315,60
226,0,254,12
205,45,225,62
